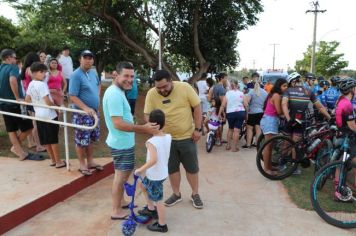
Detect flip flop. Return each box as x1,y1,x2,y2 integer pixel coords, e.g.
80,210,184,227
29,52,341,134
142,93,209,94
78,169,92,176
49,163,56,167
25,153,45,161
111,215,129,220
56,161,67,169
88,165,104,171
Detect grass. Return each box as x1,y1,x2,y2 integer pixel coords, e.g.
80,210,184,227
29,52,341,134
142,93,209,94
282,164,356,213
0,83,151,167
282,166,315,210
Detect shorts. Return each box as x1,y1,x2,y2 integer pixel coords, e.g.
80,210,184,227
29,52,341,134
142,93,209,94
36,117,59,145
247,113,264,126
110,146,135,171
226,111,246,129
169,138,199,174
200,96,209,113
283,121,303,136
0,104,33,133
260,115,279,135
72,112,100,147
142,177,165,202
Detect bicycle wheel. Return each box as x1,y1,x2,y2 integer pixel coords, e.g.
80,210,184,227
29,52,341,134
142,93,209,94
256,133,265,151
256,135,298,180
310,161,356,228
314,139,333,173
206,132,214,153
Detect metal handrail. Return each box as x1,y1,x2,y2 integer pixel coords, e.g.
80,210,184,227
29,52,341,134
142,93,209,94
0,98,98,130
0,98,99,171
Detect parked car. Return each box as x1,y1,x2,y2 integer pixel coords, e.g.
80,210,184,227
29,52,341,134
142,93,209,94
261,70,288,85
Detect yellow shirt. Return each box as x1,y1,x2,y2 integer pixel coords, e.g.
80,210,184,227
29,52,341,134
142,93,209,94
144,81,201,140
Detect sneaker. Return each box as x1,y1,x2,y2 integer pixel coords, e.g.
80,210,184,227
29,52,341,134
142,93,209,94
164,193,182,207
138,206,158,219
215,139,222,146
242,145,251,149
191,194,204,209
292,168,302,175
147,221,168,233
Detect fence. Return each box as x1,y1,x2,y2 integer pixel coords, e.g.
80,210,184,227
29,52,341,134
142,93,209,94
0,98,99,171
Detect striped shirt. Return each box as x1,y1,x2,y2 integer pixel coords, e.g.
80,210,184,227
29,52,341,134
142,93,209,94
282,86,317,120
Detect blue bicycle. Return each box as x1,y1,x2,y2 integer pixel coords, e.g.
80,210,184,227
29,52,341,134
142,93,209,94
310,132,356,228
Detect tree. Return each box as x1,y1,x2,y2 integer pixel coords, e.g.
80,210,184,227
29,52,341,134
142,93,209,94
295,41,348,77
0,16,18,50
7,0,263,82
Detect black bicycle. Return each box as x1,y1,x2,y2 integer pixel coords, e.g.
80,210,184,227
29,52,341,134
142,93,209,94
256,120,335,180
310,132,356,228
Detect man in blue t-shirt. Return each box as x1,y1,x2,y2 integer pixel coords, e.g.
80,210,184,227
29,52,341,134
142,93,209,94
69,50,102,175
125,73,138,116
0,49,37,161
102,61,159,220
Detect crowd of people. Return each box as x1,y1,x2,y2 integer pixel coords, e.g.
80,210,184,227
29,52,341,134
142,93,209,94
1,45,355,233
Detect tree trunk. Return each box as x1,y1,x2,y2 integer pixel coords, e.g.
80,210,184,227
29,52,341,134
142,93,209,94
189,0,210,84
84,1,179,80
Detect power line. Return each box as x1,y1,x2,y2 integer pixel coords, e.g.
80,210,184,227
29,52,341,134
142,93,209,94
306,1,326,74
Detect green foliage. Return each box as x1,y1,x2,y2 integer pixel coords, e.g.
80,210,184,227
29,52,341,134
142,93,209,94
0,16,18,50
5,0,263,76
295,41,349,77
164,0,263,73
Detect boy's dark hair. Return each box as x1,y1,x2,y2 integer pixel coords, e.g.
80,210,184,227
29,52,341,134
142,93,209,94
153,70,171,82
206,77,214,87
149,109,165,130
30,62,48,73
116,61,134,74
201,73,208,79
251,72,260,78
63,45,70,50
1,49,15,60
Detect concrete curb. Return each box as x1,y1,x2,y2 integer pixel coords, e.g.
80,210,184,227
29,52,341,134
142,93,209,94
0,161,114,234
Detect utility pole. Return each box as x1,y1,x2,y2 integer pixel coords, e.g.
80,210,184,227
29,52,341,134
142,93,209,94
158,11,162,70
270,43,279,70
306,1,326,74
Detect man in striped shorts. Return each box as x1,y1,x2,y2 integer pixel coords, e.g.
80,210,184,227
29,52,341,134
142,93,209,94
102,61,159,220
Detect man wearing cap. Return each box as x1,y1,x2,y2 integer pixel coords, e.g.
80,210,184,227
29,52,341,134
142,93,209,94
0,49,40,161
58,46,73,95
69,50,102,175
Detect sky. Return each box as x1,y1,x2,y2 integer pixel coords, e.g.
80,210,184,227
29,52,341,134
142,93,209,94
1,0,355,71
237,0,356,71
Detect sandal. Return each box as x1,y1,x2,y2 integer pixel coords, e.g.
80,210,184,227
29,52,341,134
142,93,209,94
78,169,92,176
49,162,56,167
56,161,67,169
88,165,104,171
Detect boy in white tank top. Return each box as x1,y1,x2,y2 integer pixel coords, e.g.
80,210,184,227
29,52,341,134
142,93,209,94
135,109,171,233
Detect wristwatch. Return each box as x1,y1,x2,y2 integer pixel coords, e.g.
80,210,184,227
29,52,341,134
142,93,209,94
194,128,202,132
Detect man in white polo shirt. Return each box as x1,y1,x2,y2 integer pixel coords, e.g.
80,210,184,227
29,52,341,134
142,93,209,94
58,45,73,95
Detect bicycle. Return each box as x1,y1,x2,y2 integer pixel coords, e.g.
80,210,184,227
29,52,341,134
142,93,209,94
310,132,356,228
206,120,220,153
256,119,336,180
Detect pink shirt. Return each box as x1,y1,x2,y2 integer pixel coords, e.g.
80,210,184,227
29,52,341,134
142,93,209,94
23,70,32,92
264,98,278,117
47,71,63,90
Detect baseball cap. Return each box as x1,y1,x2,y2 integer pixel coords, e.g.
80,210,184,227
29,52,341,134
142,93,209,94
80,50,94,57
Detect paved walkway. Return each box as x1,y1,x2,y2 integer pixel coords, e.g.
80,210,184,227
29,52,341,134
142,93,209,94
5,138,356,236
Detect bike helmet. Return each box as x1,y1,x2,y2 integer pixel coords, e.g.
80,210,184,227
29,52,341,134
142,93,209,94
287,72,301,84
338,77,356,92
305,73,316,80
319,80,330,87
331,76,341,85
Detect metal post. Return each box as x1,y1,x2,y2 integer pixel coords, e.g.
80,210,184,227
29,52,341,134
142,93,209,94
270,43,279,70
306,1,326,74
63,110,70,171
158,11,162,70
